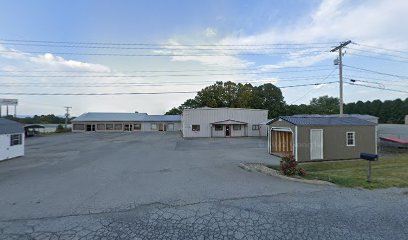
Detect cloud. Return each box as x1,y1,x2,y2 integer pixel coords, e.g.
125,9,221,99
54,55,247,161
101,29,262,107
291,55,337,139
204,27,217,37
29,53,111,72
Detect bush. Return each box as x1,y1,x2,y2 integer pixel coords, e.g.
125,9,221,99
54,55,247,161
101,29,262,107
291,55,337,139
55,124,72,133
280,154,306,176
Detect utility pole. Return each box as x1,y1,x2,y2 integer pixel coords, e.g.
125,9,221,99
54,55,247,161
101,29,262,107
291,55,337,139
64,107,72,128
330,40,351,116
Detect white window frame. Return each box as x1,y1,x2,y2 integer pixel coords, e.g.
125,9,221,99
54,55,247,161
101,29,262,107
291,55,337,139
214,125,223,131
192,125,200,131
346,131,356,146
10,134,22,146
151,123,157,130
233,125,241,131
252,125,260,130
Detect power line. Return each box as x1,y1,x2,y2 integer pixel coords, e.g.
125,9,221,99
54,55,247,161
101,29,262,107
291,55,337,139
0,42,332,51
347,47,408,60
352,42,408,55
343,65,408,79
0,81,339,95
0,38,339,47
0,49,329,57
289,68,337,104
0,67,335,78
347,53,408,63
345,77,408,88
347,81,408,94
0,64,333,73
0,75,338,87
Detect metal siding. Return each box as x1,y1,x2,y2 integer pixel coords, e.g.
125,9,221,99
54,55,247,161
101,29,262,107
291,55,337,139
182,108,268,137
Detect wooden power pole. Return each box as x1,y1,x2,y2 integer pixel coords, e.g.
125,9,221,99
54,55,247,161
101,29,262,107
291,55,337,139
330,40,352,116
64,106,72,128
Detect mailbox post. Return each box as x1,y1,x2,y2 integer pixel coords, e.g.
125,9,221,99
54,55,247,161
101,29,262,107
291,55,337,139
360,153,378,183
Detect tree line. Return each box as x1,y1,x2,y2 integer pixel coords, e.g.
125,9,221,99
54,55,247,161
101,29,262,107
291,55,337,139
165,81,408,124
5,114,72,124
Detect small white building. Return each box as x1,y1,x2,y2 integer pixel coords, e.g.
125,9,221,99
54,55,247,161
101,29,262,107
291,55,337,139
0,118,24,161
71,112,181,132
182,108,268,138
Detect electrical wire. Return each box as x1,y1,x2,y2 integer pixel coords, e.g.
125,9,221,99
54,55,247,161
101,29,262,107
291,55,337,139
0,38,339,47
346,82,408,94
289,68,337,104
0,81,339,95
347,53,408,63
0,50,329,57
0,68,335,78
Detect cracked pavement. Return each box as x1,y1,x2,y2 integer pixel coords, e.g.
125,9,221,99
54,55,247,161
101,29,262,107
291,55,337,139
0,133,407,239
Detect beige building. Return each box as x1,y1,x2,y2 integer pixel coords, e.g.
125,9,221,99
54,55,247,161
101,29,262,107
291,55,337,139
72,112,181,132
267,116,377,162
182,108,268,138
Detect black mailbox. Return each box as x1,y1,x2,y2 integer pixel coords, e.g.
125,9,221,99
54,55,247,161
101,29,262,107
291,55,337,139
360,153,378,161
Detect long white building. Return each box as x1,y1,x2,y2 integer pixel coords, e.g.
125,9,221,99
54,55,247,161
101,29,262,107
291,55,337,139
182,108,268,138
72,112,181,132
0,118,24,161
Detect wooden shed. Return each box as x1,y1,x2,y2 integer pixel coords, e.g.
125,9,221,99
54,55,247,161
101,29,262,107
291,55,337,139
267,116,377,162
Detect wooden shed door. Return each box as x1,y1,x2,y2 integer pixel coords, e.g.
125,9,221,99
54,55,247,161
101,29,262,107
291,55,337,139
271,131,293,153
310,129,323,160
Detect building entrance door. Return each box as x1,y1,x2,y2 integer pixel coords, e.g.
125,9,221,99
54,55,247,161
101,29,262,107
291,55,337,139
225,125,230,137
86,124,95,131
159,123,167,131
124,124,133,131
310,129,323,160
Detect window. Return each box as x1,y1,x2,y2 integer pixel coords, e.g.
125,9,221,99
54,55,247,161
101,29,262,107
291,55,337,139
192,125,200,131
346,132,355,146
214,125,223,131
151,123,157,130
252,125,260,130
73,124,85,130
134,123,141,130
114,124,123,130
167,123,174,131
106,124,114,130
233,125,241,131
10,134,22,146
97,124,105,131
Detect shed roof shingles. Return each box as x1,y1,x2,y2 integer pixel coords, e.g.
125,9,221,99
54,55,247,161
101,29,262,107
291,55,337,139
0,118,24,134
275,116,376,126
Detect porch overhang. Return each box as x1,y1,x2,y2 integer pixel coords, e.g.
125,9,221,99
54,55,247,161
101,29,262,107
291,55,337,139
211,119,248,125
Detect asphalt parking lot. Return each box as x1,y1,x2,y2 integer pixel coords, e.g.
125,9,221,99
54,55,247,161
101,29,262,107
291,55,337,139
0,132,321,221
0,132,407,239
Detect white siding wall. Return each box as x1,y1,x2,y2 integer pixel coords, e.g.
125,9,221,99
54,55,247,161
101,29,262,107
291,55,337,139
182,108,268,138
0,133,24,161
72,122,181,132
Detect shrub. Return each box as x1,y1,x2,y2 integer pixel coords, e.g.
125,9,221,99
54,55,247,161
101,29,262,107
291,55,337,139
280,154,306,177
55,124,72,133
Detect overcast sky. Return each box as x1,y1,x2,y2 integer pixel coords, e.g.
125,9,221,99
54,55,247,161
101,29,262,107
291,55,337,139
0,0,407,117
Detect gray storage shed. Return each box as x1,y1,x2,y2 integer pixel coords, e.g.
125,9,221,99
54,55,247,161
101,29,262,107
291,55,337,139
267,116,377,162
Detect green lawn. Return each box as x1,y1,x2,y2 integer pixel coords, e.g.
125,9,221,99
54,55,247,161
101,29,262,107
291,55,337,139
299,155,408,189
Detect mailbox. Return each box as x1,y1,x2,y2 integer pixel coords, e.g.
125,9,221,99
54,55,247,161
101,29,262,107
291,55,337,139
360,153,378,161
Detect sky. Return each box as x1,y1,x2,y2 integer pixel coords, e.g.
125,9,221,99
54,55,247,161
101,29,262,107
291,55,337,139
0,0,407,117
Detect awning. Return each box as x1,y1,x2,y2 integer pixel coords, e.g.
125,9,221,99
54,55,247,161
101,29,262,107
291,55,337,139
211,119,248,125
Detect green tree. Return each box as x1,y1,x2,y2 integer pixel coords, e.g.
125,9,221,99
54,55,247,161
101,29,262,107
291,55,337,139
309,95,340,114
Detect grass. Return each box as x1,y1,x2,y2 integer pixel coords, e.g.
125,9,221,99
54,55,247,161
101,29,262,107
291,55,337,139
298,155,408,189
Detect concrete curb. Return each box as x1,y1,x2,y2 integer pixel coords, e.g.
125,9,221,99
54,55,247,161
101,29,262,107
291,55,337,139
239,163,335,186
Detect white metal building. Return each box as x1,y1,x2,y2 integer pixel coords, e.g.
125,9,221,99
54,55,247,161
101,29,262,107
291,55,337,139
72,112,181,132
0,118,24,161
182,108,268,138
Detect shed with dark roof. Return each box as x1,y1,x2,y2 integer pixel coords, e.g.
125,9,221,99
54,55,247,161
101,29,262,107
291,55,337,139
0,118,25,161
267,116,377,162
